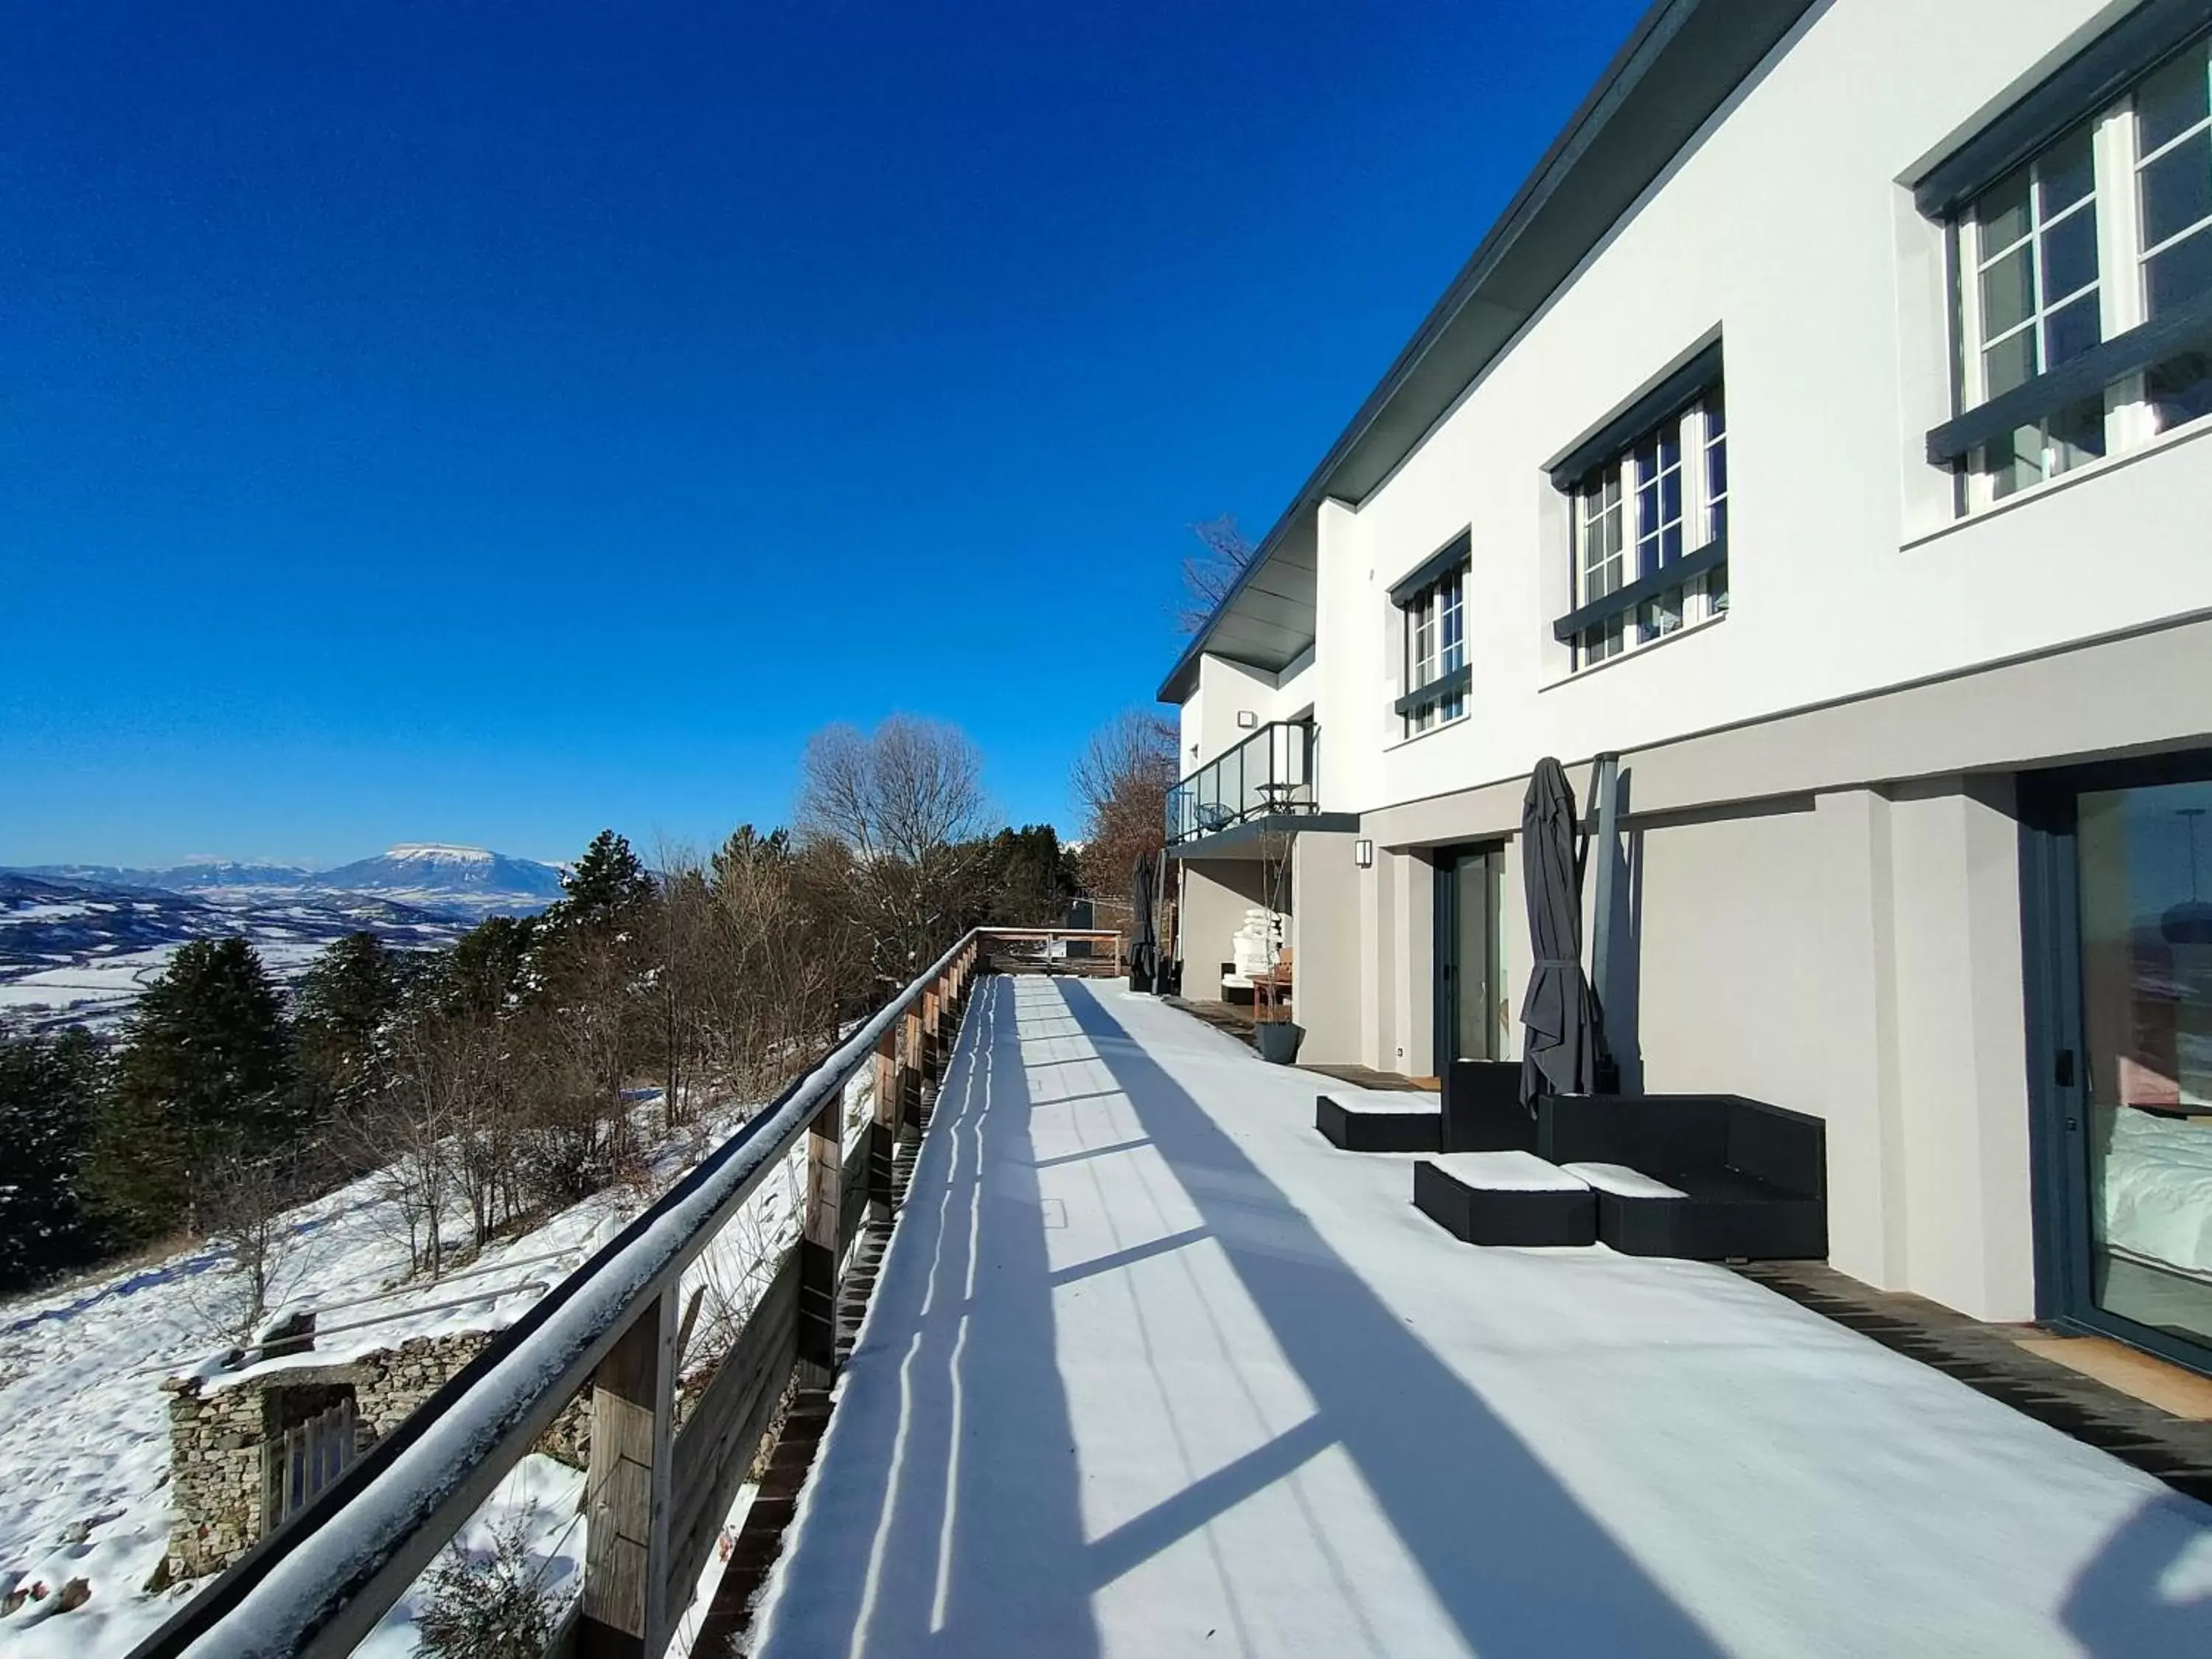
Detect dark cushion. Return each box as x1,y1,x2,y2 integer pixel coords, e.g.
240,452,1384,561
1537,1094,1728,1178
1316,1093,1441,1154
1723,1099,1826,1198
1536,1093,1828,1261
1442,1059,1534,1152
1414,1155,1596,1248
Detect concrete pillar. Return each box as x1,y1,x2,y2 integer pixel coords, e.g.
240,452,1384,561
1358,844,1387,1071
1815,779,2035,1322
1290,832,1360,1065
1386,852,1436,1078
1813,785,1909,1293
1888,777,2035,1321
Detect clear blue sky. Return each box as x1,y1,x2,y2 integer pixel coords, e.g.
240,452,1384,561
0,0,1647,869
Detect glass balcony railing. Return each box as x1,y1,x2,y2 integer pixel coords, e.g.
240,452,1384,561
1166,720,1318,845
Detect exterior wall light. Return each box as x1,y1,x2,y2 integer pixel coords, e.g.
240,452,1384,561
1354,838,1374,869
1237,710,1259,729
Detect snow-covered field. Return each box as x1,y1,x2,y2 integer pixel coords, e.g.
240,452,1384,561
0,874,473,1035
0,1070,867,1658
0,845,566,1035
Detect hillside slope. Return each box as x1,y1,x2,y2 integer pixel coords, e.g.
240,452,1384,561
0,1082,833,1658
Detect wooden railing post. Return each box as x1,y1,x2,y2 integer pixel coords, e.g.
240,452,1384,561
900,1003,925,1141
580,1290,678,1658
921,984,942,1081
870,1029,899,1221
797,1101,842,1386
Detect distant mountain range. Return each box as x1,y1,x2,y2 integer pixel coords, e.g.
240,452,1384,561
0,844,571,1034
15,843,568,919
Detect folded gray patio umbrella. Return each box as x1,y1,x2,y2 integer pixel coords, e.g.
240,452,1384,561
1519,756,1607,1105
1130,849,1158,984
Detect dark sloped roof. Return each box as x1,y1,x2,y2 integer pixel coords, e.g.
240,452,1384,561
1158,0,1817,703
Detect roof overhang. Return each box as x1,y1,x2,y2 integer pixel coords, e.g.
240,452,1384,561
1167,811,1361,861
1157,0,1816,706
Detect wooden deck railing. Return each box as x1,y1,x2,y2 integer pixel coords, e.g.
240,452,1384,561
124,927,1124,1659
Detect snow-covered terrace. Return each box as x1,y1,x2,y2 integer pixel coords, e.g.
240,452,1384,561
754,975,2212,1657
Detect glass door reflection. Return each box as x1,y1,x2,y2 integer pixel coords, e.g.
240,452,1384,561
2076,777,2212,1347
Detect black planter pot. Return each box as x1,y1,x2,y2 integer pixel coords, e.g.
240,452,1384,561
1253,1020,1305,1065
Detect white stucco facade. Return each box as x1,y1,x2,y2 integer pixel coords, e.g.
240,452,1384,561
1161,0,2212,1335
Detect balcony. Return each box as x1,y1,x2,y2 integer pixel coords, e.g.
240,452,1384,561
1166,719,1344,852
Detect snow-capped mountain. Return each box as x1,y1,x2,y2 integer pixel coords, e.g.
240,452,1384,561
305,844,567,911
0,845,571,1032
13,844,566,921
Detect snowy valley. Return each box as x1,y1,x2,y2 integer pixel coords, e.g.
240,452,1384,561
0,847,566,1034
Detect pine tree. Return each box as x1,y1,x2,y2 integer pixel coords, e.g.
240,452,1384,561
987,824,1079,925
709,823,790,891
440,914,539,1018
89,936,297,1241
557,830,655,931
0,1027,106,1290
294,931,406,1116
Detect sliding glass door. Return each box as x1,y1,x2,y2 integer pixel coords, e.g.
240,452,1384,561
2027,756,2212,1371
1436,846,1504,1067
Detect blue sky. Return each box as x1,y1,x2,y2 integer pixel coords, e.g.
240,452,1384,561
1,0,1647,868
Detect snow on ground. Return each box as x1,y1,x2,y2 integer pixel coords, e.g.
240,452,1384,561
0,1071,856,1658
352,1457,588,1659
0,872,484,1036
755,975,2212,1658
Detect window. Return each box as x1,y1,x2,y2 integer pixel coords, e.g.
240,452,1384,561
1565,386,1727,669
1960,125,2107,497
1400,563,1466,735
2138,44,2212,428
1938,32,2212,503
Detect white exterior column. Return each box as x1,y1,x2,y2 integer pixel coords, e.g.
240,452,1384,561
1813,786,1910,1292
1888,777,2036,1321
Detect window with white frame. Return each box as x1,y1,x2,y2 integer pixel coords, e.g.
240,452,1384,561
1565,386,1728,669
1941,31,2212,504
1399,562,1467,736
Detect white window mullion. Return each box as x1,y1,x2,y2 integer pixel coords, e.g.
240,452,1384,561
1685,400,1714,625
2098,99,2155,450
1958,209,1994,511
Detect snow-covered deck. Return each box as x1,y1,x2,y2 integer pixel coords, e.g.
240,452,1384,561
752,975,2212,1657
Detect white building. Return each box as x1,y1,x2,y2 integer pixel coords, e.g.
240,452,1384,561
1161,0,2212,1373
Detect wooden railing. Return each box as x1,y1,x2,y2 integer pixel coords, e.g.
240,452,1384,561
124,928,1124,1659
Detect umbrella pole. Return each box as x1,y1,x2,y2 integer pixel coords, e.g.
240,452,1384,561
1588,751,1621,1075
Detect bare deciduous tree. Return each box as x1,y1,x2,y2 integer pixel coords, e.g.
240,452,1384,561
1073,709,1180,900
190,1151,305,1342
1178,513,1256,634
650,839,719,1132
796,715,997,981
340,1004,465,1279
702,826,852,1097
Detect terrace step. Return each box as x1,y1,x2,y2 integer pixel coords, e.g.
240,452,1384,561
1315,1088,1442,1153
1413,1151,1596,1247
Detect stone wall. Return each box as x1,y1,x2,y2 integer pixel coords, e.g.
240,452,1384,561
161,1373,272,1580
161,1312,751,1583
163,1329,597,1582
